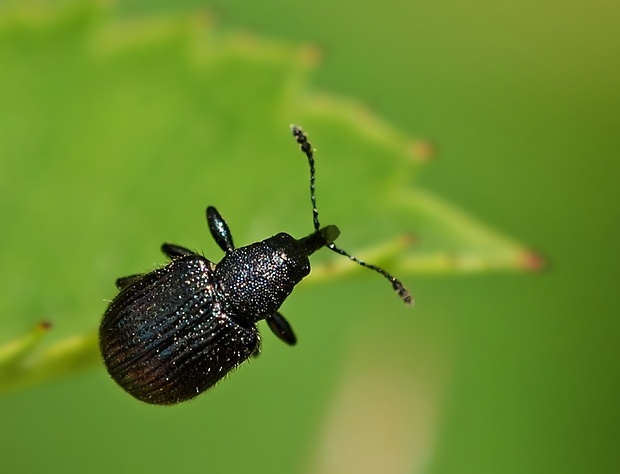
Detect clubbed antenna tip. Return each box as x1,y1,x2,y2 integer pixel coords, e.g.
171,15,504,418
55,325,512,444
393,280,414,306
291,124,314,158
290,124,413,306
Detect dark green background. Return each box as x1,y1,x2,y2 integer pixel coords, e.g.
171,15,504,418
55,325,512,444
1,1,618,473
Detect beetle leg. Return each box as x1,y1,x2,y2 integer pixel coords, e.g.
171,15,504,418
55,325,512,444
161,243,196,260
266,312,297,346
250,336,262,358
116,274,144,290
206,206,235,253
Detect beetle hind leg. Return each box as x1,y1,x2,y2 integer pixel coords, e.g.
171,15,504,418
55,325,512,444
161,243,196,260
116,274,143,290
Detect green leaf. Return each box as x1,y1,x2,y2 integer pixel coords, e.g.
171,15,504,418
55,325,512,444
0,2,540,395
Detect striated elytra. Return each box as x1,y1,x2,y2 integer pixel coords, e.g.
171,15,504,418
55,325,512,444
99,126,412,405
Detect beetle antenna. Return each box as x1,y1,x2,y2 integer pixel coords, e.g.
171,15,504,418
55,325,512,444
290,124,413,306
326,243,413,305
291,124,321,232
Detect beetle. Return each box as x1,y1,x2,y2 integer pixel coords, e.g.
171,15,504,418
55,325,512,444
99,125,412,405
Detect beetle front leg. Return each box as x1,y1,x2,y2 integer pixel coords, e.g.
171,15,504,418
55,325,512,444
266,312,297,346
206,206,235,253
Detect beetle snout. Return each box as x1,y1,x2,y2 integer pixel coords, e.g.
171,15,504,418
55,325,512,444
320,225,340,244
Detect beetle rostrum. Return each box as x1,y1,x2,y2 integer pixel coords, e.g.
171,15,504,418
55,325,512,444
99,125,412,405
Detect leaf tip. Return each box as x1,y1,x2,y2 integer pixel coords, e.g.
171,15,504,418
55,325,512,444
409,139,437,162
37,320,53,332
520,251,546,272
298,43,323,67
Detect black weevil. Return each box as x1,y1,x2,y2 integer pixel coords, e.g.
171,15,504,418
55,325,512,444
99,126,412,405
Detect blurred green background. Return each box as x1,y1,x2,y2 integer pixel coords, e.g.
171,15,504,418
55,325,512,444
0,1,618,473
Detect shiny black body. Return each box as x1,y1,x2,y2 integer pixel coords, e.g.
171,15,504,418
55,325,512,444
100,207,335,404
100,126,411,405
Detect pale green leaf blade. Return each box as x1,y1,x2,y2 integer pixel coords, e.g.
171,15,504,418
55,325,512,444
0,2,539,394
